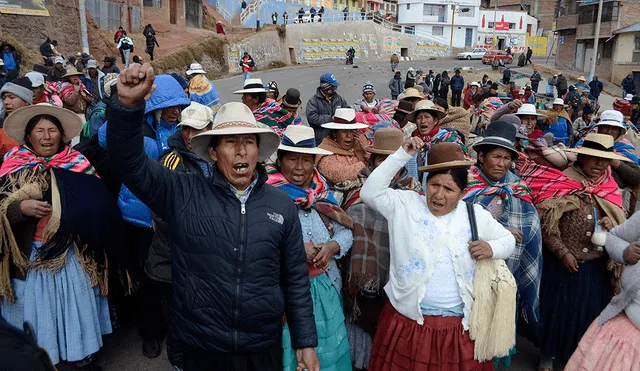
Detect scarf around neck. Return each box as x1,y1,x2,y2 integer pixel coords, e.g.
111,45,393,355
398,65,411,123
465,166,533,204
412,124,441,143
0,145,97,177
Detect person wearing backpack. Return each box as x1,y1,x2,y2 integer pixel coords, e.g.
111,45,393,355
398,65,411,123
117,31,134,68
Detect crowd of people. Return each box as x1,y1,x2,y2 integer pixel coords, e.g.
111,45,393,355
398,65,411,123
1,34,640,371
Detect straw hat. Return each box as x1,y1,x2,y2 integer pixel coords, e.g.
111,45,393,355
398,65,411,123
233,78,270,94
186,62,206,76
564,133,631,162
278,125,332,155
400,87,423,100
578,76,586,82
473,120,518,157
4,104,84,143
418,142,474,172
514,103,545,117
595,109,627,134
406,100,446,122
178,102,214,130
366,127,403,155
321,108,368,130
62,68,84,79
190,102,281,163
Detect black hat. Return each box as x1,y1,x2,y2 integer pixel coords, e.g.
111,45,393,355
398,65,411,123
80,52,90,60
631,96,640,105
103,56,113,62
282,88,302,108
472,120,518,156
395,99,414,114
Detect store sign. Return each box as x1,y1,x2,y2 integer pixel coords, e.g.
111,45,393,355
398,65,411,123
495,22,509,31
0,0,49,16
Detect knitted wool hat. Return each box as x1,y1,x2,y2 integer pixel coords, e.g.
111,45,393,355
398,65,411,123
362,82,375,94
0,78,34,105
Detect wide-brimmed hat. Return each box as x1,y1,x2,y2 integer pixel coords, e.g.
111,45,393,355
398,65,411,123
514,103,545,117
366,127,403,155
233,78,270,94
80,52,91,60
186,62,206,76
321,108,368,130
4,104,84,143
62,68,84,79
578,76,586,81
553,98,564,106
595,109,627,135
406,100,446,122
281,88,302,108
278,125,332,155
395,100,414,114
178,102,214,130
418,142,474,172
400,87,423,100
564,133,631,162
473,120,518,157
190,102,280,163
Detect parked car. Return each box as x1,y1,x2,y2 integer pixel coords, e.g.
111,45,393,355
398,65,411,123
482,50,513,65
293,11,314,23
457,48,487,60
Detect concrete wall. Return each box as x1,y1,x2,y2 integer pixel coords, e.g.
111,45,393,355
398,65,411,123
143,0,187,28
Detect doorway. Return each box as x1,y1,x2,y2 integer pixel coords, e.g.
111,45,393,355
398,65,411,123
575,42,585,71
465,28,473,47
400,48,408,57
289,48,297,64
497,38,505,50
185,0,201,28
170,0,177,24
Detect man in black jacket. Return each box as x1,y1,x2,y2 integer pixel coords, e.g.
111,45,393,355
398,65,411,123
107,63,319,371
306,73,349,142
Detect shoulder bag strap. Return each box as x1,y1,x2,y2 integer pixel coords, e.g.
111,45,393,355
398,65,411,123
466,202,478,241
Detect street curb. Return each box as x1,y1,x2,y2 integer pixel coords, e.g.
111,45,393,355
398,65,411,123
532,63,620,97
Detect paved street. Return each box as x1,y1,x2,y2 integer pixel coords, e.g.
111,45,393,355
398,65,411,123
78,57,581,371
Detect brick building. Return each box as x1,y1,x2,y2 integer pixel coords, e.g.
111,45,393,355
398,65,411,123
553,0,640,82
481,0,555,32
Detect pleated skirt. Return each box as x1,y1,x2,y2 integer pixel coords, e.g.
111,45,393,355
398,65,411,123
282,273,351,371
538,251,612,364
368,301,494,371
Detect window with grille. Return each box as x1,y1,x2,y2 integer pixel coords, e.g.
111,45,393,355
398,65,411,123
578,4,596,24
423,4,445,16
144,0,161,7
601,1,619,22
432,26,444,36
406,4,410,10
601,40,613,58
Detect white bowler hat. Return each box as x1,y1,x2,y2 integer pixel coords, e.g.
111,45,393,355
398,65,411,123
625,94,634,101
514,103,545,117
186,62,206,76
553,98,565,106
596,109,626,134
178,102,214,130
189,102,280,163
233,78,270,94
278,125,332,155
321,108,368,130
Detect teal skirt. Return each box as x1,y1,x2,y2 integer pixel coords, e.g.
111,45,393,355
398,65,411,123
282,273,351,371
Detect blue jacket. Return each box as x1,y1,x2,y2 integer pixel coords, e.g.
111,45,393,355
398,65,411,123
450,74,465,91
99,75,191,227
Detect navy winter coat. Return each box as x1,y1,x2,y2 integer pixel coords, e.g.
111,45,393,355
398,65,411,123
106,99,318,352
450,74,465,91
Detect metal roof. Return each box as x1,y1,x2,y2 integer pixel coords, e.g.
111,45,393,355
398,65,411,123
613,23,640,35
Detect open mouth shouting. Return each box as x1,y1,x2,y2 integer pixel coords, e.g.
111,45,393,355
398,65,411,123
233,162,250,174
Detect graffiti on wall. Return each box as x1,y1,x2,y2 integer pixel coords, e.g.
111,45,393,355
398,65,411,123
228,45,241,73
413,41,450,58
300,38,360,61
526,36,548,56
383,36,400,54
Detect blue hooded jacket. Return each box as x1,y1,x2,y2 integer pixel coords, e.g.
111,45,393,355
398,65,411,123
99,74,191,227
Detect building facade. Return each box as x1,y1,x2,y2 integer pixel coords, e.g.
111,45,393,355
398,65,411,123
482,0,554,32
477,10,537,52
397,0,481,48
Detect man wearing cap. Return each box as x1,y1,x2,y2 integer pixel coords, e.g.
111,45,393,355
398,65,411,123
463,82,480,109
589,75,603,101
240,52,255,81
0,77,32,162
76,52,92,74
144,102,214,369
107,63,320,371
450,69,464,107
48,56,66,82
25,71,62,107
102,56,120,75
353,82,381,112
306,73,349,142
186,63,221,113
84,60,105,104
388,71,403,100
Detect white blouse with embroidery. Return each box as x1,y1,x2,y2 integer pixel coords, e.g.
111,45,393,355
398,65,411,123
360,147,515,330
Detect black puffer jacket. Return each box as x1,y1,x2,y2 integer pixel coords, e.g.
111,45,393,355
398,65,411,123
305,87,349,143
107,99,317,352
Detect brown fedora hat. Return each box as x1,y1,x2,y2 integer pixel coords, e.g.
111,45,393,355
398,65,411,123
366,127,403,155
418,142,474,172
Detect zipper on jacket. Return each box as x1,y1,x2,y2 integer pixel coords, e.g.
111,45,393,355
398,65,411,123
233,199,247,351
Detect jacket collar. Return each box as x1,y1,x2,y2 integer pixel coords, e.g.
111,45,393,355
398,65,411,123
210,161,268,196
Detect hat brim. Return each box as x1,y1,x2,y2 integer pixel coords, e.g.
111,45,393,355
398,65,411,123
321,122,369,130
4,105,84,143
406,108,446,123
472,138,519,157
418,160,475,172
62,71,84,78
278,144,333,155
596,121,627,134
514,111,546,117
233,88,270,94
186,69,206,76
177,119,210,130
190,126,281,163
564,147,631,162
366,146,398,155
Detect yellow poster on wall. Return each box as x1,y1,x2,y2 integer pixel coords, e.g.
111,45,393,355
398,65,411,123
0,0,49,16
526,36,548,56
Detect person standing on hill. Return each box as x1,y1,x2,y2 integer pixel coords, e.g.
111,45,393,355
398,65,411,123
117,31,134,68
144,27,160,61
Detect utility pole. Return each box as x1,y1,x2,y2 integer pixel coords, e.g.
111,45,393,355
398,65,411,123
78,0,90,54
450,5,456,48
493,0,498,48
589,0,603,79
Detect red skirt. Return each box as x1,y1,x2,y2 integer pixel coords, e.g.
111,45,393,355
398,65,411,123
368,301,494,371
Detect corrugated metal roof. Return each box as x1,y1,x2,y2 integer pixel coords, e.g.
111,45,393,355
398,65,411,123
614,23,640,34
